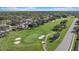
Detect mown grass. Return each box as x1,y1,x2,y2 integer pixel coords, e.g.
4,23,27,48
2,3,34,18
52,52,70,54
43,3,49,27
0,18,61,51
47,16,75,51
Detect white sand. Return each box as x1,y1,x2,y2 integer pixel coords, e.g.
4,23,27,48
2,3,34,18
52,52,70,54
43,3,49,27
14,37,21,44
14,41,21,44
38,35,45,40
15,37,21,40
41,41,45,44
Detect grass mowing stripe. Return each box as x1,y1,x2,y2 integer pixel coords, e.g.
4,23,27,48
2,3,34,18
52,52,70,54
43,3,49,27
47,16,75,51
0,19,61,51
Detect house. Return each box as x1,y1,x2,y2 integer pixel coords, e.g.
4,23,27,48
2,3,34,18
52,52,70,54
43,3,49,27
0,25,12,38
25,19,34,28
0,31,6,38
17,22,28,29
0,25,11,32
16,18,33,29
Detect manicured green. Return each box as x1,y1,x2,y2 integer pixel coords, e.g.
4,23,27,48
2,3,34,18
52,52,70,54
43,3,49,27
0,16,75,51
47,16,75,51
0,18,61,51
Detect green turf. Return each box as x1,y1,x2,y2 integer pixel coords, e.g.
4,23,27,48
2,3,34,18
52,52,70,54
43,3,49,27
0,16,75,51
47,16,75,51
0,18,62,51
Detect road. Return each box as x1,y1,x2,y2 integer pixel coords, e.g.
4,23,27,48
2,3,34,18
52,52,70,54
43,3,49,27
56,18,78,51
77,41,79,51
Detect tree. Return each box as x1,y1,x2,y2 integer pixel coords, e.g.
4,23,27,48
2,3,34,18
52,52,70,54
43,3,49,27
49,32,60,42
52,25,60,32
76,20,79,25
60,20,67,25
0,16,4,20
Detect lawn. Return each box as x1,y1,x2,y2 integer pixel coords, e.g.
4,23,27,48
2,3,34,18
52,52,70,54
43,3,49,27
47,16,75,51
0,18,62,51
0,16,75,51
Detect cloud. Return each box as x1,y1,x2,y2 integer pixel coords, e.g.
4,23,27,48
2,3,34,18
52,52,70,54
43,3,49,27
0,7,79,11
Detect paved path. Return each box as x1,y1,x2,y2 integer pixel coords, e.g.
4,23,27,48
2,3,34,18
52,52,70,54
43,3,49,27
42,33,53,51
56,18,78,51
42,33,50,51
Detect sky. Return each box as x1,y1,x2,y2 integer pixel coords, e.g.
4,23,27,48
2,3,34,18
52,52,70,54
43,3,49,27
0,7,79,11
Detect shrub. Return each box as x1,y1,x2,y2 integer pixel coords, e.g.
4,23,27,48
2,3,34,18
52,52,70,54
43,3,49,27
49,32,60,43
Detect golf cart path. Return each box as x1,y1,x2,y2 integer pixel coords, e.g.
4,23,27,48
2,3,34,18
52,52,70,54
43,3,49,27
55,18,78,51
42,33,51,51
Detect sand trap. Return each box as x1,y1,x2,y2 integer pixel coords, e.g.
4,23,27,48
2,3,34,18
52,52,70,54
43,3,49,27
38,35,45,40
41,41,45,44
14,41,21,44
14,37,21,44
15,37,21,40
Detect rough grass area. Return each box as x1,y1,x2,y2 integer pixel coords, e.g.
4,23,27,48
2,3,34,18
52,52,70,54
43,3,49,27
0,18,61,51
47,16,75,51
